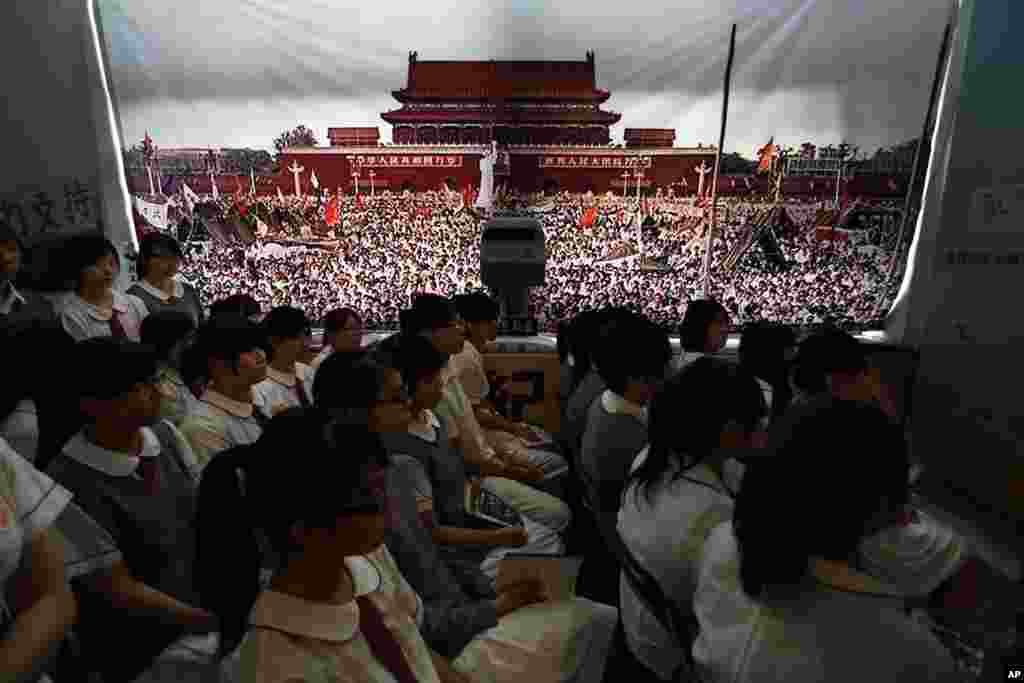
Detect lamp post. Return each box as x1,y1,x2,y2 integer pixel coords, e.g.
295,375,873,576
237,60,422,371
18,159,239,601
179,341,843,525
352,170,361,195
368,170,376,197
621,170,630,198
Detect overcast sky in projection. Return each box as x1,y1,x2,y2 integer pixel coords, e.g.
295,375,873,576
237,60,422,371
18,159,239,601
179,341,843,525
100,0,952,158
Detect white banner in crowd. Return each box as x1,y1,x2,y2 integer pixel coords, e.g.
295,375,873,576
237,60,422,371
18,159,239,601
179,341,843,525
132,195,169,231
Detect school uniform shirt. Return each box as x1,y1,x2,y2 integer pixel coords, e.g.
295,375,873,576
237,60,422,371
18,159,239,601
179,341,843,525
128,278,204,326
383,411,564,582
618,449,735,681
179,390,267,473
0,438,73,636
59,290,149,342
691,522,961,683
234,544,440,683
46,424,209,682
857,509,968,597
452,342,566,479
0,399,39,462
580,390,648,530
155,366,201,428
384,458,618,683
564,370,606,454
252,363,314,416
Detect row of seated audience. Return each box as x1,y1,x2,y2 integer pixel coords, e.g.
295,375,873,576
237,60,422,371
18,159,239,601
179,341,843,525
0,225,1006,682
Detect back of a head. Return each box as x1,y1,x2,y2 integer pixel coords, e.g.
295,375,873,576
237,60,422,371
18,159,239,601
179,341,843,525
140,310,197,362
323,307,361,335
454,292,499,323
74,338,159,401
312,350,383,416
195,407,388,654
261,306,310,346
406,294,457,334
739,322,797,378
679,299,727,352
181,314,264,386
791,329,867,396
210,294,261,320
734,399,908,599
387,332,449,391
594,312,672,393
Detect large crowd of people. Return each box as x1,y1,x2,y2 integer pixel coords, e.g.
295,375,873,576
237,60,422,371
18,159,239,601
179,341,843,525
0,219,1017,683
174,190,904,331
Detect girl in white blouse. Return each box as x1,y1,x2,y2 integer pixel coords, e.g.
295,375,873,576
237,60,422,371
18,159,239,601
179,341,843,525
691,400,961,683
252,306,315,415
618,358,767,681
194,408,468,683
56,234,148,342
0,438,77,683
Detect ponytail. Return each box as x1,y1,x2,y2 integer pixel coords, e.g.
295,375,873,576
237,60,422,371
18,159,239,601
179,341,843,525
194,446,262,655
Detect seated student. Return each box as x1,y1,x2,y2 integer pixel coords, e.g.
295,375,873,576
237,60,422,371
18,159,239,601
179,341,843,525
251,306,314,415
691,401,961,683
140,311,200,427
0,320,77,463
194,409,468,683
378,333,564,582
738,321,797,422
788,328,889,413
44,338,218,683
385,447,619,683
400,297,570,518
562,309,626,454
0,438,77,683
128,233,204,325
676,299,729,371
209,294,262,323
618,359,767,681
452,293,567,478
314,349,571,554
305,307,362,399
179,315,270,471
56,233,149,342
580,312,671,533
0,223,57,330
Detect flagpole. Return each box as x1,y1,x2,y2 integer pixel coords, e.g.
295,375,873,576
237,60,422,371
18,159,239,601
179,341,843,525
878,16,953,315
702,23,737,299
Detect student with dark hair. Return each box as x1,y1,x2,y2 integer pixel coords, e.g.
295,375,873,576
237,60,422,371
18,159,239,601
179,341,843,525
0,222,57,329
140,310,199,426
178,315,269,471
194,408,466,683
252,306,314,415
738,321,797,421
453,292,567,485
677,299,729,370
57,233,149,342
789,328,880,409
128,233,204,325
403,295,561,494
45,338,218,683
209,294,261,322
0,320,76,463
692,401,960,682
314,345,618,683
617,359,766,680
580,312,671,532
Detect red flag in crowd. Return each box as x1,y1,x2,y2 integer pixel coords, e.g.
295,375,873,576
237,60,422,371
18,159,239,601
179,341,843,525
580,206,597,229
756,137,778,174
463,185,473,209
356,193,365,210
324,196,340,227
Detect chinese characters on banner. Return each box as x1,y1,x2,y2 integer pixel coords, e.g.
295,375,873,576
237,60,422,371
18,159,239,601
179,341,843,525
349,155,463,168
0,180,101,244
131,195,169,231
539,155,653,169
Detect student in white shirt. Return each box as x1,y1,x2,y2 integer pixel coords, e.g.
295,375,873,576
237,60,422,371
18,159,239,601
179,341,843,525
56,233,148,342
179,315,270,471
691,401,961,683
618,358,767,681
252,306,315,415
194,409,468,683
676,299,729,371
0,438,77,683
